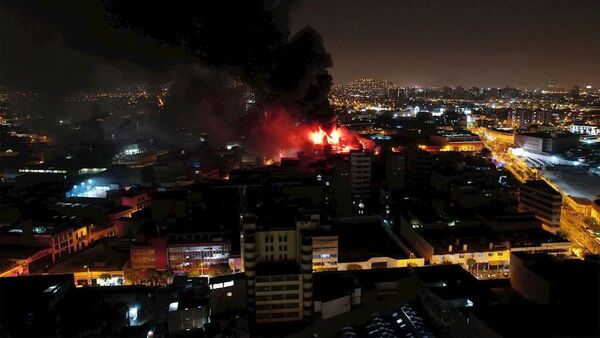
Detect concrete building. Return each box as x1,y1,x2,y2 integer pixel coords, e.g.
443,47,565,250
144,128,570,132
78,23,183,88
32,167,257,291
312,234,339,272
29,216,91,261
350,151,371,199
429,131,483,153
334,219,424,271
111,189,151,212
209,273,247,315
400,219,570,279
242,210,317,323
515,132,579,154
130,236,231,274
570,124,599,136
508,110,552,129
385,151,405,190
331,151,372,215
482,127,515,147
406,149,433,189
509,252,599,322
48,242,129,286
518,180,562,229
331,158,352,216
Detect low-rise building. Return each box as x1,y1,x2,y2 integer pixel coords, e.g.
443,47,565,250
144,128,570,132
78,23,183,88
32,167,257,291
130,236,231,274
430,131,483,153
518,180,562,229
47,242,129,286
334,219,424,271
570,124,599,136
515,131,579,154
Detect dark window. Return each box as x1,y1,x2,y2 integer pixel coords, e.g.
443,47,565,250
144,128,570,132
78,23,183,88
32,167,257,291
286,293,299,300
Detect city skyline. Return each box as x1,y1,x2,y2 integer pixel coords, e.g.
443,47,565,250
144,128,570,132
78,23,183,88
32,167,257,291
0,2,599,337
291,0,600,88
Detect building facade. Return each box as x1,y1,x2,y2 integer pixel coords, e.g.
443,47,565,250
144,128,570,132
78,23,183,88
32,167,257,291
242,214,317,323
518,180,562,229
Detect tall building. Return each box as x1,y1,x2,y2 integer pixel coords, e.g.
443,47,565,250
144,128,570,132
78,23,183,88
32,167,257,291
331,151,372,216
518,180,562,229
508,110,551,129
406,149,433,189
350,151,372,198
312,234,339,272
331,158,352,216
242,211,318,323
385,151,405,190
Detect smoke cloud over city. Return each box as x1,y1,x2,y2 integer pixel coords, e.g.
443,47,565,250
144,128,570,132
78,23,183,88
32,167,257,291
0,1,335,154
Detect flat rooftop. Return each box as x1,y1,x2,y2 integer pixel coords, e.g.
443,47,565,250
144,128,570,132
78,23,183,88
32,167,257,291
333,220,409,262
542,169,600,201
48,242,130,274
412,264,498,304
313,267,416,302
511,252,600,285
418,226,507,255
517,131,577,139
522,179,561,195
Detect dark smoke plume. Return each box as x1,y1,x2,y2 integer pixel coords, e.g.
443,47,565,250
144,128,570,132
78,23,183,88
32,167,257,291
102,1,335,124
1,1,335,145
1,1,337,163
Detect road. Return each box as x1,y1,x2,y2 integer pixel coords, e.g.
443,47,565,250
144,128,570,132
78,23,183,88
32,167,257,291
472,127,600,254
560,204,600,254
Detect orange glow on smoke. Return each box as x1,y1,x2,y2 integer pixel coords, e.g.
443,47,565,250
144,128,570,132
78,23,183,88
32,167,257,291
308,126,373,153
253,108,376,161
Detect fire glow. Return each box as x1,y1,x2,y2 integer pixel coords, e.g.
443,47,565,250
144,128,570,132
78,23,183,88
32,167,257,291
308,126,373,153
254,109,375,162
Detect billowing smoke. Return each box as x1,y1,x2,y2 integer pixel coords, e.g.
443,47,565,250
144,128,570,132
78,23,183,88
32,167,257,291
103,1,335,124
1,1,335,156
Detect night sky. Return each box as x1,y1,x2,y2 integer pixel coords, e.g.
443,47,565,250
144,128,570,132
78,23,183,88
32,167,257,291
291,0,600,88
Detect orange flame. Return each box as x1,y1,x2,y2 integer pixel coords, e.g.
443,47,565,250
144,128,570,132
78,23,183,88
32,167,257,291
308,126,373,153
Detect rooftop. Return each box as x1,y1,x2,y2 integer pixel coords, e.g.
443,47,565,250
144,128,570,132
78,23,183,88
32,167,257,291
333,220,409,261
418,226,508,255
521,179,561,195
412,264,498,305
516,131,577,139
48,242,130,274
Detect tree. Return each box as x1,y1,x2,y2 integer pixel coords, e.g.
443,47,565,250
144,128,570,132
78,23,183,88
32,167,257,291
211,263,232,276
466,258,477,270
99,273,112,283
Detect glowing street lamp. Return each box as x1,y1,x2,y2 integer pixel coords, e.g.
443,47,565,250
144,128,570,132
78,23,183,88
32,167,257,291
83,265,91,286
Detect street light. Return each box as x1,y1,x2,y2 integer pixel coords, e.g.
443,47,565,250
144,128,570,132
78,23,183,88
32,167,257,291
83,265,91,286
